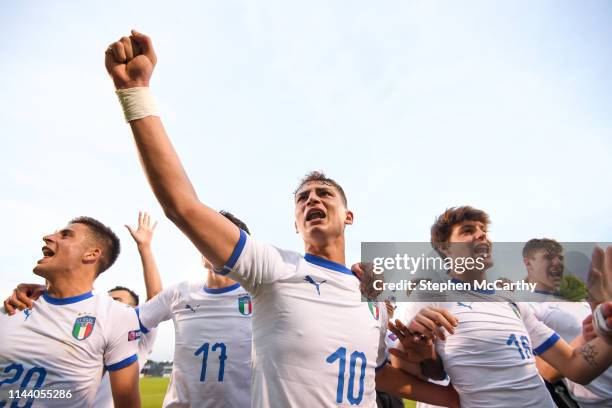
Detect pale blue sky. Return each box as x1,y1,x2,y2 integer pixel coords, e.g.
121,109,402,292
1,0,611,360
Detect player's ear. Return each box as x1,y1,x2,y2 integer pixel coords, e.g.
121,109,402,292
344,210,354,226
83,248,102,265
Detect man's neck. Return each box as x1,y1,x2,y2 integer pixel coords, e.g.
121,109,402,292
304,238,346,266
46,274,94,298
205,270,238,289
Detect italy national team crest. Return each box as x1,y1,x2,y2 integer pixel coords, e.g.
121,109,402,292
368,302,379,320
238,295,252,316
72,316,96,341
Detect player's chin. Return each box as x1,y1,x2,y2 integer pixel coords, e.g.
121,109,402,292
32,264,47,278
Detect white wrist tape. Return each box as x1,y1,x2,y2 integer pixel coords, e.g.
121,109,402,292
593,304,612,337
116,87,159,122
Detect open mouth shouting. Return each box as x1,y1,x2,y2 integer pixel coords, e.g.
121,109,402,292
305,207,327,224
38,246,55,263
473,242,491,258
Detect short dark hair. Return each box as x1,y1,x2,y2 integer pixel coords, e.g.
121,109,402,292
294,171,348,206
70,216,120,275
430,206,490,256
220,211,250,235
522,238,563,259
108,285,139,306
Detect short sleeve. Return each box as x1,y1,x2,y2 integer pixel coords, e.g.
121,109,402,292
137,286,177,333
104,305,140,371
214,231,296,295
518,303,560,355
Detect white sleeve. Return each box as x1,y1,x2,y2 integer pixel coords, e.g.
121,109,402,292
136,286,176,333
138,327,158,356
376,303,390,371
214,230,296,295
518,303,560,355
104,306,140,371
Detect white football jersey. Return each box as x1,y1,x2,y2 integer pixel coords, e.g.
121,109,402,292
404,293,559,408
216,231,388,408
137,281,252,408
0,292,140,408
92,320,157,408
529,295,612,408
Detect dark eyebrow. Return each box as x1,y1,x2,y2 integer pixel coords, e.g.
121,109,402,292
60,228,74,236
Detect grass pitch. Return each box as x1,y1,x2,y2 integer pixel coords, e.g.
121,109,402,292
139,376,417,408
140,376,170,408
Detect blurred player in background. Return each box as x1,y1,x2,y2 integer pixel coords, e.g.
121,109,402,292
525,238,612,407
93,212,162,407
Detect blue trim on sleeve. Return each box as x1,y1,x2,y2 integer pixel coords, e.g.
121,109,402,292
106,354,138,371
304,254,353,275
43,291,93,305
203,283,241,294
214,229,247,276
533,333,561,355
375,359,390,372
135,307,150,334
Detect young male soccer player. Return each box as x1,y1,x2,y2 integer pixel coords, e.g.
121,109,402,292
524,238,612,407
396,206,612,408
103,30,459,407
0,217,141,407
136,211,253,408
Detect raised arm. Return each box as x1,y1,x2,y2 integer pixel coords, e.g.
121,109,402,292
105,31,239,268
125,211,162,300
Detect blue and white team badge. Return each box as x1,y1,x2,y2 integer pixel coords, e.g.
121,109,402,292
72,316,96,340
238,295,252,316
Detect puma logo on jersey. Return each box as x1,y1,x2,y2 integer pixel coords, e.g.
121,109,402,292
456,302,473,310
304,275,327,295
23,309,32,321
185,304,196,313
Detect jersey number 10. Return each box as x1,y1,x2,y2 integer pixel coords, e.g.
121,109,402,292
326,347,366,405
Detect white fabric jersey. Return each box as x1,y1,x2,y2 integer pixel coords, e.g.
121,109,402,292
529,294,612,408
137,281,252,408
92,322,157,408
216,231,388,408
0,292,139,408
404,293,560,408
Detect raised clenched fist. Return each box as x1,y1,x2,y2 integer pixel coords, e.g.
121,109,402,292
105,29,157,90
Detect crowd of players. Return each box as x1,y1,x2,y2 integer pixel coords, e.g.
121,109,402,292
0,30,611,407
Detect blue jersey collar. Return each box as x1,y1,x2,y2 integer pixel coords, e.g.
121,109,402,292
304,253,352,275
203,283,241,294
43,291,94,305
